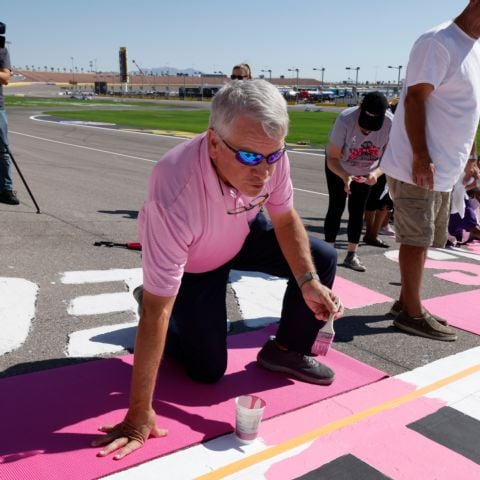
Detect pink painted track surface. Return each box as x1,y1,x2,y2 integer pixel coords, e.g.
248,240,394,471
0,326,386,480
260,377,480,480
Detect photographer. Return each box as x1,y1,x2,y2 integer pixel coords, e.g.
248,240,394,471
0,22,19,205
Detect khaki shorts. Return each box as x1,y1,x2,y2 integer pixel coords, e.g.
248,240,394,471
387,176,451,248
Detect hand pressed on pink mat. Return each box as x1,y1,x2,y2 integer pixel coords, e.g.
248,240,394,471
92,408,168,460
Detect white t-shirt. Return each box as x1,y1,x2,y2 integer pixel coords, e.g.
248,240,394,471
381,21,480,192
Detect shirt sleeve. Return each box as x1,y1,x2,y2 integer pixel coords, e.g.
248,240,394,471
329,114,347,149
139,201,193,297
406,37,450,90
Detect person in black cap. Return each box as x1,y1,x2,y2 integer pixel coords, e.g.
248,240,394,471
324,91,393,271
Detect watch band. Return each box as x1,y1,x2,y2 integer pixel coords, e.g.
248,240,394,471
296,271,320,289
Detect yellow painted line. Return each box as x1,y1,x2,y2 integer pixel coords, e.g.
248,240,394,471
195,363,480,480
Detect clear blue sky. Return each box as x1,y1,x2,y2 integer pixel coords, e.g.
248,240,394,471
2,0,468,83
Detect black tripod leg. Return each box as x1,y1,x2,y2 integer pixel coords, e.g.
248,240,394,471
4,144,41,214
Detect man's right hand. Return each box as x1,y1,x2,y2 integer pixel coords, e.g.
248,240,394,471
412,155,435,190
92,408,168,460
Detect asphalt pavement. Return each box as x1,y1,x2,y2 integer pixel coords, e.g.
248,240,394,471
1,107,479,380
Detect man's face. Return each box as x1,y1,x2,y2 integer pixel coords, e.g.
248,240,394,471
231,68,249,80
208,115,284,198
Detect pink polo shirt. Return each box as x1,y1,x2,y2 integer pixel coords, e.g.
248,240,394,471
138,132,294,297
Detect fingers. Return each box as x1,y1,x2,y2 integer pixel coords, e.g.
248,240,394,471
151,425,169,438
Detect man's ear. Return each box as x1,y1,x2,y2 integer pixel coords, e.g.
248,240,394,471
207,128,220,159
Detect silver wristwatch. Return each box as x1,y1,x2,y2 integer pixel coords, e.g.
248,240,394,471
296,271,320,289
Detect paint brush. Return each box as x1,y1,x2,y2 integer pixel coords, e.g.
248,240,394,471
312,297,340,356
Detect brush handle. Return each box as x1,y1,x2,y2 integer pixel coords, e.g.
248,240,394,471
319,297,340,334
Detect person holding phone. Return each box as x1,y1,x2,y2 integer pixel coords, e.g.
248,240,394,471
324,92,393,271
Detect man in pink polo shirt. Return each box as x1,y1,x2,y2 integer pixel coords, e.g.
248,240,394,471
93,80,343,459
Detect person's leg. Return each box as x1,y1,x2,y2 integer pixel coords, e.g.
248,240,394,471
324,161,347,244
231,213,337,354
168,265,231,383
342,181,370,270
363,175,389,247
0,110,14,192
388,177,456,340
398,244,427,317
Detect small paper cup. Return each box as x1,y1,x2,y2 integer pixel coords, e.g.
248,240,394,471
235,395,266,443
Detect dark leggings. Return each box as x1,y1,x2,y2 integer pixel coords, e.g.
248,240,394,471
324,161,371,244
166,212,338,383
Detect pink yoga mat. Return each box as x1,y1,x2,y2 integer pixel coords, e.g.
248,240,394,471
0,326,386,480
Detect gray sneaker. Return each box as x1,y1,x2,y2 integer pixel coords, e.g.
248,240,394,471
394,311,456,341
257,339,335,385
343,252,366,272
133,285,143,316
389,301,448,326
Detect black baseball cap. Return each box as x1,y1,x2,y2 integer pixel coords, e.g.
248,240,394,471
358,91,389,131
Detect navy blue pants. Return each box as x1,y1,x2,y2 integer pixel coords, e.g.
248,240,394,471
167,213,337,383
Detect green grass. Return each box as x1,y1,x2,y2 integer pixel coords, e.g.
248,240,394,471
6,95,480,147
45,108,339,147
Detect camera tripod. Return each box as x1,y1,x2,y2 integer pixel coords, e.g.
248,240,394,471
0,135,41,213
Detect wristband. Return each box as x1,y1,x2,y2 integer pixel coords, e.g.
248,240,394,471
469,155,478,161
296,272,320,289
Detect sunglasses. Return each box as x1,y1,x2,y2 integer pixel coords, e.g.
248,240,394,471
230,75,247,80
220,136,286,166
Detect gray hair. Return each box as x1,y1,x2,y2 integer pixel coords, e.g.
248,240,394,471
209,79,289,139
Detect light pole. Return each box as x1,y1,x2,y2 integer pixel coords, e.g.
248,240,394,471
346,66,360,104
261,69,272,81
70,56,75,89
288,67,299,91
313,67,325,97
388,65,403,93
194,71,203,101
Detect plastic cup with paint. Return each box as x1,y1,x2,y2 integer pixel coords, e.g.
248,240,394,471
235,395,266,443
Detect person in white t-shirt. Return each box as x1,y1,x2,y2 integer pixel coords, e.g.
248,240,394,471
381,0,480,341
92,80,344,460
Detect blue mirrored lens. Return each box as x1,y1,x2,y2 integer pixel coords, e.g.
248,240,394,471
266,149,285,164
237,151,263,165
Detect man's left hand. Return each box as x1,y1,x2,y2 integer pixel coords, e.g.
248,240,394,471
300,282,344,321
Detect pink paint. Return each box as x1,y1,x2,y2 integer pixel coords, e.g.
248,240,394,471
0,326,386,480
424,259,480,285
424,289,480,334
262,377,479,479
333,276,393,309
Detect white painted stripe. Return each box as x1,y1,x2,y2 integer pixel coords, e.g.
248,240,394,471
397,347,480,419
67,321,137,357
229,270,285,328
61,268,142,284
103,432,311,480
293,187,328,196
436,247,480,262
427,250,458,260
67,292,138,316
0,278,38,355
11,131,157,163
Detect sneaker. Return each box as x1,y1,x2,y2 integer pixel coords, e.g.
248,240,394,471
257,339,335,385
388,300,448,326
379,224,395,236
389,300,403,317
394,311,457,341
363,236,389,248
343,252,366,272
0,190,19,205
133,285,144,316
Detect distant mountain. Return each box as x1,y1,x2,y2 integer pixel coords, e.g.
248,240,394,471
136,66,205,76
